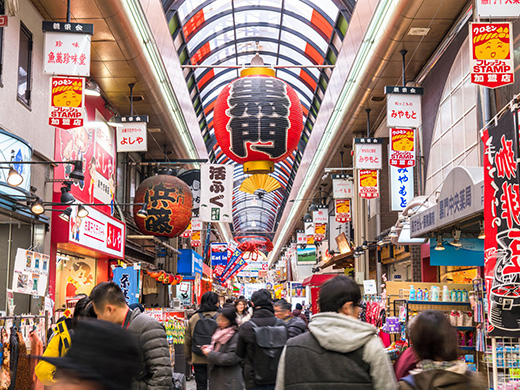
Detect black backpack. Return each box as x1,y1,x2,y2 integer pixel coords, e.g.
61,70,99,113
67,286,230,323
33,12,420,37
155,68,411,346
191,312,218,356
250,319,288,385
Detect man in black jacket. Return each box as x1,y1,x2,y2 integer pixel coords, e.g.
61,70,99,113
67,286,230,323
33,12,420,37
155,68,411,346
236,289,287,390
273,300,307,338
90,282,172,390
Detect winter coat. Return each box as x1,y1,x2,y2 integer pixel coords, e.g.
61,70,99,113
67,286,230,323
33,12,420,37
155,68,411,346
285,316,307,338
276,312,398,390
291,310,308,325
185,310,218,365
236,311,251,326
208,331,244,390
398,362,487,390
13,333,31,390
237,307,285,389
126,308,172,390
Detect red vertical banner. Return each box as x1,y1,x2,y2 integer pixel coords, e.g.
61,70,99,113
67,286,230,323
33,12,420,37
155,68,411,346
359,170,379,199
335,199,351,222
389,128,415,168
482,108,520,337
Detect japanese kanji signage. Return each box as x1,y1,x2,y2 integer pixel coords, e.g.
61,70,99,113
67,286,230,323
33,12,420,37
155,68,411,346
304,222,314,236
335,199,351,223
354,138,383,170
117,122,147,152
359,170,379,199
482,109,520,337
112,265,139,304
200,164,233,223
49,77,85,130
43,32,91,76
312,209,328,224
390,166,414,211
470,22,514,89
390,128,415,168
332,175,354,198
476,0,520,19
385,86,423,128
191,230,201,247
42,21,94,35
297,232,307,245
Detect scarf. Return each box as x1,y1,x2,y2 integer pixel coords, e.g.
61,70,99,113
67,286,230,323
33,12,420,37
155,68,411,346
414,360,459,372
209,326,236,352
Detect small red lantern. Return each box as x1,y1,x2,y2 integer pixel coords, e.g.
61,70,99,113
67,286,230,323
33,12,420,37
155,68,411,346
134,174,193,238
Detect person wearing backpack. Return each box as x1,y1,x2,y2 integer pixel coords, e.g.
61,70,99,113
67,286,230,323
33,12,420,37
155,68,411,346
398,310,487,390
185,291,219,390
275,275,397,390
237,289,288,390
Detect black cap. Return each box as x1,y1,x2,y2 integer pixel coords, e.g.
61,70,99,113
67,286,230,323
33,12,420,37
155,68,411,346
38,319,140,390
251,289,272,308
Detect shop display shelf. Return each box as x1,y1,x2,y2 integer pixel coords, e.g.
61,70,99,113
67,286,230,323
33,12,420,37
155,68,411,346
404,300,471,306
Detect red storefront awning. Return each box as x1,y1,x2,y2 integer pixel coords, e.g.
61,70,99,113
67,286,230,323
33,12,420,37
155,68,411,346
302,273,337,287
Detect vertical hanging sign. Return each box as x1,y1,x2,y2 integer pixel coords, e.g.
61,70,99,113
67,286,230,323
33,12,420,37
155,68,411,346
354,138,383,170
385,86,423,128
335,199,351,223
115,116,149,153
200,164,233,223
470,22,514,89
49,77,85,130
332,175,354,198
389,128,415,168
390,166,414,211
359,170,379,199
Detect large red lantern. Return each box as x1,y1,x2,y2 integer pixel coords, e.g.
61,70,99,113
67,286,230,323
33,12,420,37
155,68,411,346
134,174,193,238
213,67,303,193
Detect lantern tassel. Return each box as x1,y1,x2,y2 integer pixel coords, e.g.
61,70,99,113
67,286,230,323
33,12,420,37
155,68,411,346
239,174,281,194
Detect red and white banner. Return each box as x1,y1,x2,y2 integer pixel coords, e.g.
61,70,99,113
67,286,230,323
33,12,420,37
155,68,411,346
335,199,351,223
359,170,379,199
314,223,326,242
181,222,191,238
49,77,85,130
470,22,514,89
214,264,225,277
389,128,415,168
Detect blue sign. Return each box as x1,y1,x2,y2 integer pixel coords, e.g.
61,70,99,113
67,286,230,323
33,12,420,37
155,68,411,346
193,251,203,276
112,265,139,304
430,238,484,267
210,243,228,266
178,249,203,277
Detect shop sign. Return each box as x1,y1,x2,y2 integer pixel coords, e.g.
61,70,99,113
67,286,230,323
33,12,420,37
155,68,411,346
304,222,314,236
210,243,228,266
385,86,423,128
314,223,326,242
176,281,192,306
48,76,85,130
312,209,328,224
93,117,116,213
335,199,351,223
12,249,49,296
112,265,139,304
297,232,307,245
200,164,233,223
410,208,436,237
297,245,316,263
0,16,8,27
43,31,92,77
482,109,520,337
220,246,244,281
214,265,225,278
221,256,246,282
179,169,201,210
354,138,382,170
69,205,125,258
191,217,203,231
115,115,149,153
389,128,415,168
390,166,414,211
190,230,201,247
359,170,379,199
332,175,354,198
181,222,191,238
470,22,514,88
476,0,520,19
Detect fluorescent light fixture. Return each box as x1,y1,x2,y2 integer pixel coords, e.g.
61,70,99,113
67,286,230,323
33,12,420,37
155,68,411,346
408,27,430,36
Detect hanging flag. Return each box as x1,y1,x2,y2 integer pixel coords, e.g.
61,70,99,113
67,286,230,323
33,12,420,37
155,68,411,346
200,164,233,223
112,265,140,305
359,170,379,199
389,128,415,168
190,230,201,247
335,199,351,223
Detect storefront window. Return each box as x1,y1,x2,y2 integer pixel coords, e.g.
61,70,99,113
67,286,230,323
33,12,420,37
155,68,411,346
55,253,97,310
17,22,32,106
425,38,479,196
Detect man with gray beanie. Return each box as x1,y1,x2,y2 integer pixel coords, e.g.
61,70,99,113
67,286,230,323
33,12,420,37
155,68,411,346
237,289,288,390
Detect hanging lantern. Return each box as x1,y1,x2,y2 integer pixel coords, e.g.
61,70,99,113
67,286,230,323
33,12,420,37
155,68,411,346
134,174,193,238
213,67,303,193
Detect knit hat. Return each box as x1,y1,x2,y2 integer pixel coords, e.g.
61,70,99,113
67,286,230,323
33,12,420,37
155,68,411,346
251,289,273,308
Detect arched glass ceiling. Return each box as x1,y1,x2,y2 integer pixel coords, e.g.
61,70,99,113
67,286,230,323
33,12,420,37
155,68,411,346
162,0,355,238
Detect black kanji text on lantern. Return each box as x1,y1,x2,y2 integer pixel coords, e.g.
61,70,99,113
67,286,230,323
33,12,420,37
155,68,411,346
143,182,186,235
225,77,291,159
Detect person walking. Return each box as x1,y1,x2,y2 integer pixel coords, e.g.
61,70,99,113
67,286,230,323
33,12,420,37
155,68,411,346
89,282,172,390
237,289,288,390
273,300,307,338
235,299,251,325
201,307,244,390
185,291,220,390
276,275,397,390
398,310,487,390
291,303,308,325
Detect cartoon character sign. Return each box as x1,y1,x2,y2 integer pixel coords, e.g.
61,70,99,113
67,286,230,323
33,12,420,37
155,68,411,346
389,128,415,168
65,261,94,298
49,77,85,129
359,170,379,199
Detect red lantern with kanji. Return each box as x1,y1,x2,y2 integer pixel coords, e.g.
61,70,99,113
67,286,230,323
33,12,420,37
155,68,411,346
213,67,303,193
134,174,193,238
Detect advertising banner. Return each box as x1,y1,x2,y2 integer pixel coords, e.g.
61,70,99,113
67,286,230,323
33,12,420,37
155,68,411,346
297,232,307,245
112,265,139,304
354,138,382,170
190,230,201,247
476,0,520,18
385,86,423,128
93,113,116,215
332,177,354,198
117,122,147,152
390,166,414,211
200,164,233,223
304,222,314,236
49,77,85,130
470,22,514,89
214,265,226,278
221,256,246,282
314,223,326,242
335,199,351,223
220,247,244,281
389,128,415,168
297,245,316,263
12,249,49,296
210,243,228,266
176,281,192,306
43,32,91,76
359,170,379,199
482,108,520,336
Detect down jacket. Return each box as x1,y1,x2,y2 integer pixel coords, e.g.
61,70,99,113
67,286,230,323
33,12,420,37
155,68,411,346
127,309,172,390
